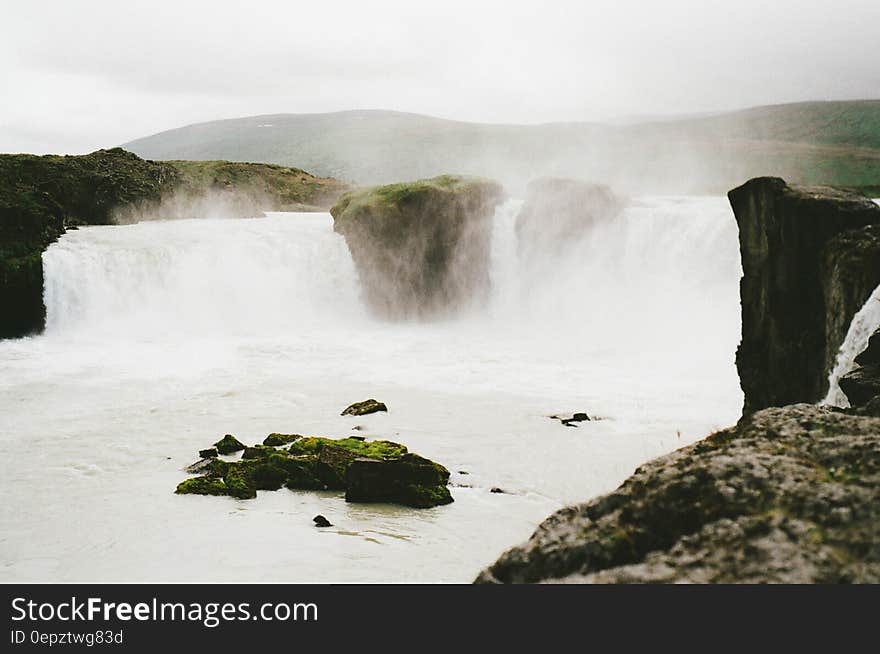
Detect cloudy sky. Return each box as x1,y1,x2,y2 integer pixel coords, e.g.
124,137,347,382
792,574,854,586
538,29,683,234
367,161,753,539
2,0,878,154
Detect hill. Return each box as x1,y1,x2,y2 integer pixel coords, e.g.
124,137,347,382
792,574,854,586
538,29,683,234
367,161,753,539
124,101,880,194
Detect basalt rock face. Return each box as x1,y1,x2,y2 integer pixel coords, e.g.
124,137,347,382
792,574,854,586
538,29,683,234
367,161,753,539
330,175,505,320
728,177,880,413
822,224,880,379
840,328,880,407
476,404,880,584
515,178,623,262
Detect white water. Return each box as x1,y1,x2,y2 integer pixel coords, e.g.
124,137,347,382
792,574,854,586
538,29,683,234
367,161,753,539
0,198,742,582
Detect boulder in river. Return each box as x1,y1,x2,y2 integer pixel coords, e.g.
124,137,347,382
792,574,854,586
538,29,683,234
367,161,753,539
330,175,504,320
341,399,387,416
176,435,453,509
214,434,246,455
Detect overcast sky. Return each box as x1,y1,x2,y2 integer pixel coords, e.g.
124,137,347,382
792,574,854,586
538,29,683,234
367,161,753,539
2,0,878,154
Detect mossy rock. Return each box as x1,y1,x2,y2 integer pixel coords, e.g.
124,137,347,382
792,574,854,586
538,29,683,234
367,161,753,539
175,434,450,507
341,399,387,416
241,444,279,460
176,476,227,496
214,434,246,455
263,433,302,447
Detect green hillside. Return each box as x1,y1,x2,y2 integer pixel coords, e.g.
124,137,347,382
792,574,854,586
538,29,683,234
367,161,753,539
124,101,880,194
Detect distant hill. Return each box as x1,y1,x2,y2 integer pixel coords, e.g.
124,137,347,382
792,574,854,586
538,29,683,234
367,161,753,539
124,101,880,194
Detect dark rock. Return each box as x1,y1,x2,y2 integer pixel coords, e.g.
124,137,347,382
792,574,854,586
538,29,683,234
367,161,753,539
214,434,246,455
184,458,217,475
176,435,452,508
822,224,880,377
198,448,218,459
241,445,277,460
262,433,301,446
840,364,880,407
551,412,591,427
855,328,880,366
330,176,504,320
341,399,387,416
490,487,506,494
516,178,623,262
476,404,880,583
728,177,880,413
313,515,333,528
345,453,453,508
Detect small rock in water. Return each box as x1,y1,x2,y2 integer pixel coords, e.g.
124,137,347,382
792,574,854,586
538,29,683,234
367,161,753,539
458,470,470,475
490,487,506,494
199,448,218,459
551,412,592,427
184,458,216,474
341,399,388,416
313,515,333,528
214,434,246,454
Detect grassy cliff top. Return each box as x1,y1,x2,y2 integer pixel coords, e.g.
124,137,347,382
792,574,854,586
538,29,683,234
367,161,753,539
330,175,503,228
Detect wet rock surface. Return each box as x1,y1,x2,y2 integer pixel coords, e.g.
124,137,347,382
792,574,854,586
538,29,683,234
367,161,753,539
729,177,880,413
476,404,880,583
176,435,453,509
341,399,387,416
330,175,504,319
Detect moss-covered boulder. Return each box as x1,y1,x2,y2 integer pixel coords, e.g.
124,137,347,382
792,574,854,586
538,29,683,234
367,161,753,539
175,434,452,508
263,433,302,446
346,454,452,508
330,175,504,320
214,434,246,455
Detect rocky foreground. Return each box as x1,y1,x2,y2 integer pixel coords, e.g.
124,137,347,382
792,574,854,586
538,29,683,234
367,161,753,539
477,404,880,583
478,177,880,583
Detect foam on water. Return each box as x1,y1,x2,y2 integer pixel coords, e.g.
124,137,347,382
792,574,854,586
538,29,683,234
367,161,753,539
0,201,743,582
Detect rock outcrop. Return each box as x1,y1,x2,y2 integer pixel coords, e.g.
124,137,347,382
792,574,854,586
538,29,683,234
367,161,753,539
840,328,880,407
476,404,880,583
341,399,387,416
728,177,880,413
822,224,880,378
176,435,453,509
515,178,623,262
330,175,504,320
0,148,348,339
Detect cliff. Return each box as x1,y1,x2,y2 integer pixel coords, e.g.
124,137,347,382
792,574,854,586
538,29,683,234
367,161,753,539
728,177,880,413
0,148,347,338
330,175,504,320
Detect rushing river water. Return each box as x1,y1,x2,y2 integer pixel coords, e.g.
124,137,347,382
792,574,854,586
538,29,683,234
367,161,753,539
0,197,743,582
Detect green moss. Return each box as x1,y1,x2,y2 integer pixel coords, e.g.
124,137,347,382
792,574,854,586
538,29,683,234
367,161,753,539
214,434,246,455
223,466,257,499
241,444,278,459
263,433,302,446
249,463,288,491
399,484,454,509
286,436,407,460
175,476,227,496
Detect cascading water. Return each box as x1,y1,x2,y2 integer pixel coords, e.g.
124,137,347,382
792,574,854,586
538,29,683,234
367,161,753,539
0,198,743,583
